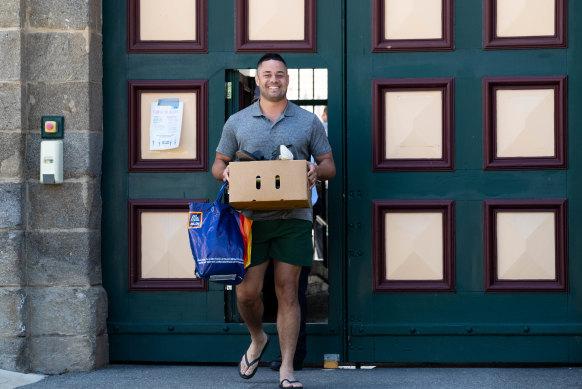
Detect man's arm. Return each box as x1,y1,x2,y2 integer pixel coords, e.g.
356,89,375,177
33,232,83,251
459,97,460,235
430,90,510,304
212,152,232,182
307,151,335,189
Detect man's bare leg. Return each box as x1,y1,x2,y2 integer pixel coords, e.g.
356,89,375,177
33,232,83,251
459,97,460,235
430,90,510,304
273,259,303,388
236,261,270,377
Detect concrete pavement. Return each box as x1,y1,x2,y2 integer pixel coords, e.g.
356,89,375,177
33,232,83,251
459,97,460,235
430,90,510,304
0,370,44,389
3,364,581,389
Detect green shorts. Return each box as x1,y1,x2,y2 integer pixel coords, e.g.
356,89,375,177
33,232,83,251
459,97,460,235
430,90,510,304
249,219,313,268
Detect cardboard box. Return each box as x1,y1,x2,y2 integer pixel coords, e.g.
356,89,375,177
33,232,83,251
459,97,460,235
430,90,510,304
229,160,311,210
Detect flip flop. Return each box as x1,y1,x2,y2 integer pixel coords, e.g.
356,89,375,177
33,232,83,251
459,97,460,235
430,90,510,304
279,378,303,388
238,335,270,379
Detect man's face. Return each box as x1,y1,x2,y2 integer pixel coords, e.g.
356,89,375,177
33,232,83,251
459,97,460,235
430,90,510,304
255,60,289,103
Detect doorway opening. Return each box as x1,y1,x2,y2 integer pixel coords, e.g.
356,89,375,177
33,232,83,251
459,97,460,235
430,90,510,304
225,68,330,324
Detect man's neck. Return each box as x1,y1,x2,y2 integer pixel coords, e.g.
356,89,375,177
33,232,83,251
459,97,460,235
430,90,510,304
259,98,288,123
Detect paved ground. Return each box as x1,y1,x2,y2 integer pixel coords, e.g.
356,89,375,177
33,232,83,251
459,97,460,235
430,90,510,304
3,364,581,389
0,370,44,389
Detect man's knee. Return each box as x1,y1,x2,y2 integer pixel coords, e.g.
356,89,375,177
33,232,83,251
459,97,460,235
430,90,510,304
238,294,260,308
236,284,262,306
275,281,299,306
236,261,269,305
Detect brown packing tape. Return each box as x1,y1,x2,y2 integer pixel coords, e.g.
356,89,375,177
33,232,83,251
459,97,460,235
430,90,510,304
229,160,311,210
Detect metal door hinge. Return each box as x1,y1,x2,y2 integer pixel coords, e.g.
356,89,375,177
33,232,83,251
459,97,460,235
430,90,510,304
348,190,362,198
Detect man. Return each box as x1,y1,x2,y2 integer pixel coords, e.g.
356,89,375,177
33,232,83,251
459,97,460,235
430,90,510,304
212,53,335,389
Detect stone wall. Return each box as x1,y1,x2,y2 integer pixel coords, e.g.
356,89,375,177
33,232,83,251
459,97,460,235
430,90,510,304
0,0,107,373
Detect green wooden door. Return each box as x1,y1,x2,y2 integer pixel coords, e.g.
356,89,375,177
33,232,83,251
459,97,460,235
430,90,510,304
103,0,582,364
102,0,345,362
345,0,582,363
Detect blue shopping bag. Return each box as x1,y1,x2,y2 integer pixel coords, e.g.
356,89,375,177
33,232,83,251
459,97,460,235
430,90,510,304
188,181,252,285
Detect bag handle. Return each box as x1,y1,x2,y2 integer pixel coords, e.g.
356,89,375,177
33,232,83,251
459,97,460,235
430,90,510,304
215,181,229,203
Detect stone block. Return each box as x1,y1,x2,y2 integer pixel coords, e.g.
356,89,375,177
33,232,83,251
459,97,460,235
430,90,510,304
0,0,22,28
0,231,24,286
89,82,102,132
86,132,103,177
0,183,23,228
0,288,27,336
27,81,102,132
26,32,89,82
89,0,102,33
26,231,101,286
88,33,102,83
0,31,21,80
0,83,23,131
64,132,102,179
30,335,103,374
28,286,107,336
0,337,27,372
95,333,108,369
28,0,91,30
24,134,39,180
0,132,23,178
27,181,101,230
26,132,102,180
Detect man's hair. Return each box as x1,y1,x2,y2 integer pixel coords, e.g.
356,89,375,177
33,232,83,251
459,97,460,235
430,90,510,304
257,53,287,70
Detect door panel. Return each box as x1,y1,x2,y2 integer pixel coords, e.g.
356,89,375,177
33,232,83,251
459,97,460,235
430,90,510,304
103,0,345,362
346,0,582,363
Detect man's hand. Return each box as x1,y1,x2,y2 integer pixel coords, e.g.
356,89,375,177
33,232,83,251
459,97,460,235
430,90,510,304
307,161,318,189
222,165,230,182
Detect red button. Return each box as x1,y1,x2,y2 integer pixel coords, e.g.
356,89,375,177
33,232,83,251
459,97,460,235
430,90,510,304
47,123,53,130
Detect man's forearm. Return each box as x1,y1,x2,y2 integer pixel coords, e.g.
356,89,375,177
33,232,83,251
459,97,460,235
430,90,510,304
211,158,228,181
315,158,336,181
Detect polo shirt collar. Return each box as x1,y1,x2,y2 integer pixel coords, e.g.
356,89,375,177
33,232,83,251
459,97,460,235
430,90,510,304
252,100,296,117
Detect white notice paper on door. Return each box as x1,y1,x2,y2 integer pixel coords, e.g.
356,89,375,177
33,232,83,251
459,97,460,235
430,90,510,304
149,101,184,150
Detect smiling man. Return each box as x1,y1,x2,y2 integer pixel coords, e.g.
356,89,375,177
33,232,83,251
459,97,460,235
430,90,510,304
212,53,335,389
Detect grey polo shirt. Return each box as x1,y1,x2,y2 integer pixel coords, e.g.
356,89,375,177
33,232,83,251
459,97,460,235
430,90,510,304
217,100,331,222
